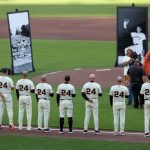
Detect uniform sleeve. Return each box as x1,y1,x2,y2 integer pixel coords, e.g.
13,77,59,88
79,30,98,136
16,81,19,90
122,56,127,63
30,81,35,90
98,84,102,94
56,85,60,94
109,87,113,96
72,86,76,94
49,85,54,94
140,84,144,95
35,85,38,94
82,84,86,93
9,78,14,88
125,87,129,96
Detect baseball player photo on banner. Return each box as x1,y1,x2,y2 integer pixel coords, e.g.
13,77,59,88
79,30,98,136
7,10,35,74
116,7,148,66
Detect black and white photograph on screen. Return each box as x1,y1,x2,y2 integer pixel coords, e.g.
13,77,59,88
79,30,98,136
117,7,148,66
7,11,34,74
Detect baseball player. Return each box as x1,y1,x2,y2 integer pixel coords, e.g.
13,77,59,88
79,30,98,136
0,68,15,129
56,75,76,134
109,76,129,136
35,74,54,132
82,74,102,134
16,71,35,131
140,74,150,137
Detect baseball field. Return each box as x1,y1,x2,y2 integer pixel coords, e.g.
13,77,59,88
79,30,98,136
0,0,150,149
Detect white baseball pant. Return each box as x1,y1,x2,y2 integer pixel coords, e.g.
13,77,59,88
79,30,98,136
84,99,99,131
18,95,32,130
144,100,150,134
0,94,13,125
59,100,73,118
113,102,126,132
38,99,50,129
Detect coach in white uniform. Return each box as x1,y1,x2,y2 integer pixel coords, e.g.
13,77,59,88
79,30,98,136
35,75,54,132
109,76,129,136
0,68,14,129
56,75,76,134
140,74,150,137
82,74,102,134
16,71,35,131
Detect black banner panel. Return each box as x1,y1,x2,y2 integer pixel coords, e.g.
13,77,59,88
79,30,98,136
7,11,35,74
117,7,148,66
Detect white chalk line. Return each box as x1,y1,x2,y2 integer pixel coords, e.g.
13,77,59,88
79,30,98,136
46,71,62,75
74,68,82,70
2,126,144,136
96,69,111,72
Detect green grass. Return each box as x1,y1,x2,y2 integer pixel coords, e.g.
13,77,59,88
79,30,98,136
0,135,150,150
0,4,149,18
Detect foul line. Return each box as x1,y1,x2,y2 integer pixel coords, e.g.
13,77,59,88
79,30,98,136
96,69,111,72
46,71,62,75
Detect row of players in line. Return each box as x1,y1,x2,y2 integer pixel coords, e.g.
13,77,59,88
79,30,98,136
0,68,150,137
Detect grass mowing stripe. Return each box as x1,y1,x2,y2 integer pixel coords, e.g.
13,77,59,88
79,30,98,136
0,135,150,150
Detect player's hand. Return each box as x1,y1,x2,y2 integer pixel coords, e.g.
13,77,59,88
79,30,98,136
88,99,93,103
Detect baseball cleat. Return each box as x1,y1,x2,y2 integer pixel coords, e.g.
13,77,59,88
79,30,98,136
119,132,126,136
144,133,150,138
27,127,32,131
59,131,64,134
83,130,88,134
37,128,42,131
95,130,101,135
43,128,50,133
113,132,119,136
9,124,15,130
0,125,2,129
18,127,23,131
68,131,74,134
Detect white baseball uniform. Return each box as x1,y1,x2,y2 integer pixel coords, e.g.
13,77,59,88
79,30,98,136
109,85,129,133
56,83,75,118
140,82,150,134
35,83,53,129
82,82,102,131
0,76,14,126
122,55,131,76
16,79,35,130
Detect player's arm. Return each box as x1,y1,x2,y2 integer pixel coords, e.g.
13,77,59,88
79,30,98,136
109,87,113,106
56,94,60,106
16,82,19,100
72,86,76,97
109,95,113,107
98,84,102,97
49,85,54,97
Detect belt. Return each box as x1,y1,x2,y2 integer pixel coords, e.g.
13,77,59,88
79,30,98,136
20,95,30,96
39,98,49,100
60,99,71,100
145,99,150,101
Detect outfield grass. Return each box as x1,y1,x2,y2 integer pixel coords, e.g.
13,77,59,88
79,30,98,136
0,135,150,150
0,4,149,18
0,39,150,131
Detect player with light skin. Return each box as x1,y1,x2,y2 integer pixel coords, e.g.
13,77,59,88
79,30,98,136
56,75,76,134
0,68,15,129
109,76,129,136
35,74,54,132
140,74,150,137
82,74,102,134
16,71,35,131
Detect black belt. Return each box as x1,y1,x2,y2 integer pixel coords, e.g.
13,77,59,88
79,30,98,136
20,95,30,96
39,98,49,100
60,99,71,100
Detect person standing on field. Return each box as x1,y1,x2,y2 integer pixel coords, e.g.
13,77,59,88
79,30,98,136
56,75,76,134
82,74,102,134
35,74,54,132
0,68,15,129
16,71,35,131
109,76,129,136
140,74,150,137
